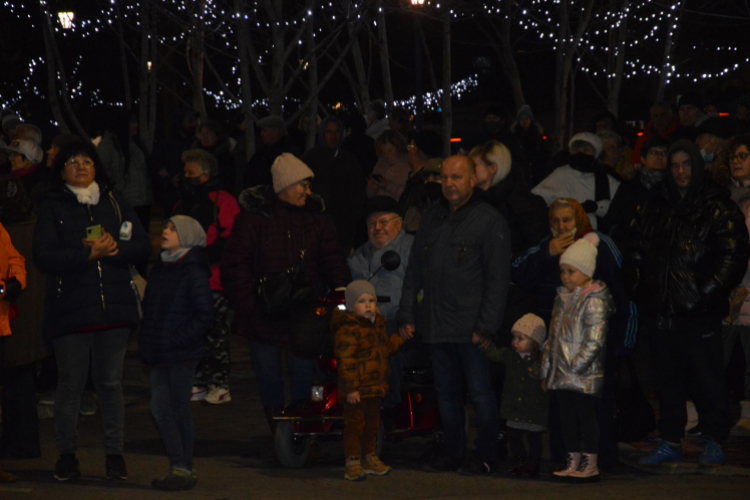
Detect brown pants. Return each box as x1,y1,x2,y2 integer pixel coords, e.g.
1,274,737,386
343,397,381,458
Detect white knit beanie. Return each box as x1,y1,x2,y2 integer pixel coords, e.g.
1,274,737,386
560,233,599,278
271,153,314,193
568,132,603,158
512,313,546,347
345,280,376,312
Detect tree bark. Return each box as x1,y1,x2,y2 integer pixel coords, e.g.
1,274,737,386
656,0,684,102
606,0,629,116
234,0,256,162
138,0,158,152
349,20,370,110
305,13,319,152
188,0,207,118
441,8,452,157
376,1,394,110
116,4,132,113
500,0,525,109
40,5,68,133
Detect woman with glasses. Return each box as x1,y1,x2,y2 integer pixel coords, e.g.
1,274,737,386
724,135,750,436
32,139,152,482
222,153,350,433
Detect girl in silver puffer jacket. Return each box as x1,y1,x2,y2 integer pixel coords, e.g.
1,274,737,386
541,233,614,483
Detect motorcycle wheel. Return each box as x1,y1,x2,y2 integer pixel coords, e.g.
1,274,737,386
274,421,311,468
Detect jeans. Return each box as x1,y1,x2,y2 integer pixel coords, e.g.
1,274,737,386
430,343,499,464
651,317,729,442
556,390,600,454
249,340,319,411
722,324,750,400
343,397,381,458
53,328,131,455
150,363,197,470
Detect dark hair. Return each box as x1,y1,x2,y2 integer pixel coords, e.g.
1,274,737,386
51,139,110,190
640,136,671,159
389,107,410,125
728,135,750,156
343,111,367,135
592,110,618,132
200,120,226,141
368,100,386,121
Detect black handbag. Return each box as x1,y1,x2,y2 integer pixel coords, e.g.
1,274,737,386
255,228,313,316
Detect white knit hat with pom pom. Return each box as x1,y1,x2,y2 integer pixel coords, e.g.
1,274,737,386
560,232,599,278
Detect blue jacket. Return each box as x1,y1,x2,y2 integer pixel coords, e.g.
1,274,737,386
348,230,413,321
511,232,638,351
33,186,152,341
139,248,213,366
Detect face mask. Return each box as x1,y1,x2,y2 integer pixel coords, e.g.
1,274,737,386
182,176,203,193
551,227,577,238
700,149,714,163
424,182,443,202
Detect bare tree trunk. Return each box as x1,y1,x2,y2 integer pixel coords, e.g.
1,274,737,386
656,0,684,102
376,1,394,109
116,5,132,112
305,15,319,152
606,0,629,116
349,23,370,110
189,0,207,118
40,6,68,133
139,0,158,152
441,8,452,157
235,0,256,161
41,3,89,141
500,0,524,109
417,20,439,97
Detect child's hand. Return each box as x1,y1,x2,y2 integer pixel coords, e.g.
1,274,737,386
346,391,361,404
472,333,490,350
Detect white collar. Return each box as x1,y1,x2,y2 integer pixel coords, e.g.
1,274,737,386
66,181,101,205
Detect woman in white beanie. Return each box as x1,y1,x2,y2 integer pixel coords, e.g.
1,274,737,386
541,233,614,483
222,153,351,433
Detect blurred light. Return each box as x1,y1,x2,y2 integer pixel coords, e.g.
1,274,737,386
58,12,74,30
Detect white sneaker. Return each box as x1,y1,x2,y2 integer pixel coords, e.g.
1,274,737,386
190,386,208,402
203,386,231,405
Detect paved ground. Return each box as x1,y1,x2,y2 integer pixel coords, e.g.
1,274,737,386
2,336,750,500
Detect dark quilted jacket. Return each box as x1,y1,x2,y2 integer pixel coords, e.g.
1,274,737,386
138,248,213,366
332,310,405,399
625,167,750,328
221,186,351,347
33,186,152,341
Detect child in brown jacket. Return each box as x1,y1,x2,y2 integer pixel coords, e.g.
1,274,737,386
333,280,405,481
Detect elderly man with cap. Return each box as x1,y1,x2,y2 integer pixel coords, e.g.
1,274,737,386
243,115,293,190
399,154,511,475
532,132,621,229
349,196,415,426
222,153,350,433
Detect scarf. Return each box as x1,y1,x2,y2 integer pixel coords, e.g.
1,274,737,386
639,168,667,191
161,248,191,263
66,181,101,205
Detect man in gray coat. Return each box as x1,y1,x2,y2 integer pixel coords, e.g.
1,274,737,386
398,155,512,475
348,196,414,423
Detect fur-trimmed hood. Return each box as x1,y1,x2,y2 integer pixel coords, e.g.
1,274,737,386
237,185,326,217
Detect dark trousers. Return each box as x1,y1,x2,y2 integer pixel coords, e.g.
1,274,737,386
556,390,600,454
150,363,197,471
0,363,41,459
52,328,131,455
651,317,729,442
343,397,381,459
195,292,231,390
430,343,499,464
506,427,543,460
248,340,318,411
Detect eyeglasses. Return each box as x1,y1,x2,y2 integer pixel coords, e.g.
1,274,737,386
647,150,667,158
297,180,312,191
367,215,400,229
64,158,95,170
730,152,750,163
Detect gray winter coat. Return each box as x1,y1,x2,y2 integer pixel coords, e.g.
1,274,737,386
97,133,154,208
541,281,614,396
348,230,413,321
397,192,511,343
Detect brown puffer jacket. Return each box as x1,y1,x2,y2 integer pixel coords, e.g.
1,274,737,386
332,310,405,399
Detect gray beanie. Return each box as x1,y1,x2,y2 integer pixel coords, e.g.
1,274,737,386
166,215,207,249
512,313,547,347
517,105,534,122
271,153,315,193
345,280,376,312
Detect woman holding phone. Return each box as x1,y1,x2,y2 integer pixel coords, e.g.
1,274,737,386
32,139,152,483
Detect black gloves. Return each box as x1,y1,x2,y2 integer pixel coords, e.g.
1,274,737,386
3,277,23,303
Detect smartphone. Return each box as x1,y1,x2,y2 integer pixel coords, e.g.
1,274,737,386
86,224,103,240
372,173,384,182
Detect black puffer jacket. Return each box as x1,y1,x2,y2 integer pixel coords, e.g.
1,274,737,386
33,186,152,341
139,248,213,366
624,140,750,328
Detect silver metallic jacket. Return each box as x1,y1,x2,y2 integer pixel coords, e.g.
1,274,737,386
541,281,614,396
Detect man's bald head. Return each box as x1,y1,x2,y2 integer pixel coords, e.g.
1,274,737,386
440,155,477,211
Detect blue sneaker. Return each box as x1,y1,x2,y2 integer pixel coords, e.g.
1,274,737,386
698,439,724,467
638,439,682,465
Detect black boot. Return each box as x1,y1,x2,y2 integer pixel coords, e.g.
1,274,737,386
507,457,524,477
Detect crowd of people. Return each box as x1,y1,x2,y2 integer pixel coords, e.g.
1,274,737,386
0,91,749,490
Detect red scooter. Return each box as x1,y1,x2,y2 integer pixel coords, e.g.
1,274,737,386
273,251,442,468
